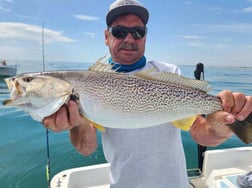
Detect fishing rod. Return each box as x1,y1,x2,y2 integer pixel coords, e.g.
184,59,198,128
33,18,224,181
42,22,51,188
194,63,207,171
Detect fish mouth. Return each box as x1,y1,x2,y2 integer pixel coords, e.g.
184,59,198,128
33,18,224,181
2,77,27,106
2,98,14,105
2,97,32,107
6,77,26,96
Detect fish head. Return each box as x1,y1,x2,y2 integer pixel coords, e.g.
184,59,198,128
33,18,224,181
3,74,73,121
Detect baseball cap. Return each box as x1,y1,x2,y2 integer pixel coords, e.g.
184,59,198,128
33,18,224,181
106,0,149,26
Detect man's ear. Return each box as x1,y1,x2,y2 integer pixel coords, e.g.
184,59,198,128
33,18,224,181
104,30,109,46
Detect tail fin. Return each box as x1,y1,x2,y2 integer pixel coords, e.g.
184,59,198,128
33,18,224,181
227,113,252,144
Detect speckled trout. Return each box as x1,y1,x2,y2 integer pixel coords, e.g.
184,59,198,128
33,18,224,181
3,62,252,143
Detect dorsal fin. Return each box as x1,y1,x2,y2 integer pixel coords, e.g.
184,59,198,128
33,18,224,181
88,55,117,73
89,56,212,92
134,68,212,92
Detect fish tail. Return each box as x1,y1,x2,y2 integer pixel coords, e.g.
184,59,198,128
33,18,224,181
227,112,252,144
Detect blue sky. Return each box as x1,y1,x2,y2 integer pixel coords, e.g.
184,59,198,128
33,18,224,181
0,0,252,67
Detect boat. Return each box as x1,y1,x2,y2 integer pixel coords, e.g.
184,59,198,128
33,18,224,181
50,146,252,188
0,60,17,77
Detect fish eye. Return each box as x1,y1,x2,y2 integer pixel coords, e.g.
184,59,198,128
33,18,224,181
22,77,34,82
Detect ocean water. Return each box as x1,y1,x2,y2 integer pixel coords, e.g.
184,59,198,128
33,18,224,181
0,61,251,188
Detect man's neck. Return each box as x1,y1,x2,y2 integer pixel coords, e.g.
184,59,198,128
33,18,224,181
108,56,146,72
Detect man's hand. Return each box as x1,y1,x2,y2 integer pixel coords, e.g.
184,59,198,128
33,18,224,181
190,90,252,146
218,90,252,121
42,100,97,155
43,100,85,131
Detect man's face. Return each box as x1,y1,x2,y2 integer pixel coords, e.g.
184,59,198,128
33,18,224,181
105,14,146,65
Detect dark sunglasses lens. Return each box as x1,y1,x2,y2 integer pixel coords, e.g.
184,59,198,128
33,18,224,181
111,26,146,39
131,27,146,39
112,27,128,39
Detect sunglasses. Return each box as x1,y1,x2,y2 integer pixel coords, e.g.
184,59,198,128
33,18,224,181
108,26,147,40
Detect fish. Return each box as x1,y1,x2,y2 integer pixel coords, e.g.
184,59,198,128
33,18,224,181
2,61,252,144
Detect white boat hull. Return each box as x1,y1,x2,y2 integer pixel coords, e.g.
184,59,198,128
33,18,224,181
51,147,252,188
0,65,17,77
50,163,110,188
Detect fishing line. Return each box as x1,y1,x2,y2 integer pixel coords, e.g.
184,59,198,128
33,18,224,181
42,22,51,188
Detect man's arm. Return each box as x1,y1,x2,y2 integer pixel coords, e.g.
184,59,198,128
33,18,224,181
190,90,252,146
43,100,97,156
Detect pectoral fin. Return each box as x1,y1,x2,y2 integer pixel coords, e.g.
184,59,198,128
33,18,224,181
172,115,198,131
80,114,106,132
89,120,106,132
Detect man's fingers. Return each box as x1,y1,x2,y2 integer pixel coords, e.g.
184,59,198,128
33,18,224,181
68,101,80,122
68,100,91,128
218,91,252,122
229,92,246,115
54,105,71,130
42,100,93,132
206,111,234,139
42,113,56,129
217,90,233,112
207,111,235,127
236,96,252,121
42,105,71,132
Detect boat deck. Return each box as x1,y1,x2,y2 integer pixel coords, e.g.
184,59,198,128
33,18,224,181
50,147,252,188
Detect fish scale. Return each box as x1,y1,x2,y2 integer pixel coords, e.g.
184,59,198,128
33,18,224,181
60,71,222,126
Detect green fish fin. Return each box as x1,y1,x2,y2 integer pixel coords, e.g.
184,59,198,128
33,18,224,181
227,112,252,144
135,69,213,92
172,115,198,131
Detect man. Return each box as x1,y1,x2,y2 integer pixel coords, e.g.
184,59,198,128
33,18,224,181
43,0,252,187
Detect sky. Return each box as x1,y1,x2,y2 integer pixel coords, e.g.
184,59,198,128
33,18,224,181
0,0,252,67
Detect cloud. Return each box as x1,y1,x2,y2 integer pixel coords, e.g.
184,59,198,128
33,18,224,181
73,14,99,21
85,32,96,38
15,14,42,21
177,35,203,40
193,23,252,33
211,24,252,32
4,0,13,3
0,0,13,13
241,6,252,12
175,35,205,47
0,6,11,12
184,1,192,5
187,42,205,47
0,22,75,44
211,43,228,49
209,7,222,11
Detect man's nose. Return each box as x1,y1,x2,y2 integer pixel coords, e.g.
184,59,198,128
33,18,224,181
123,33,135,43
